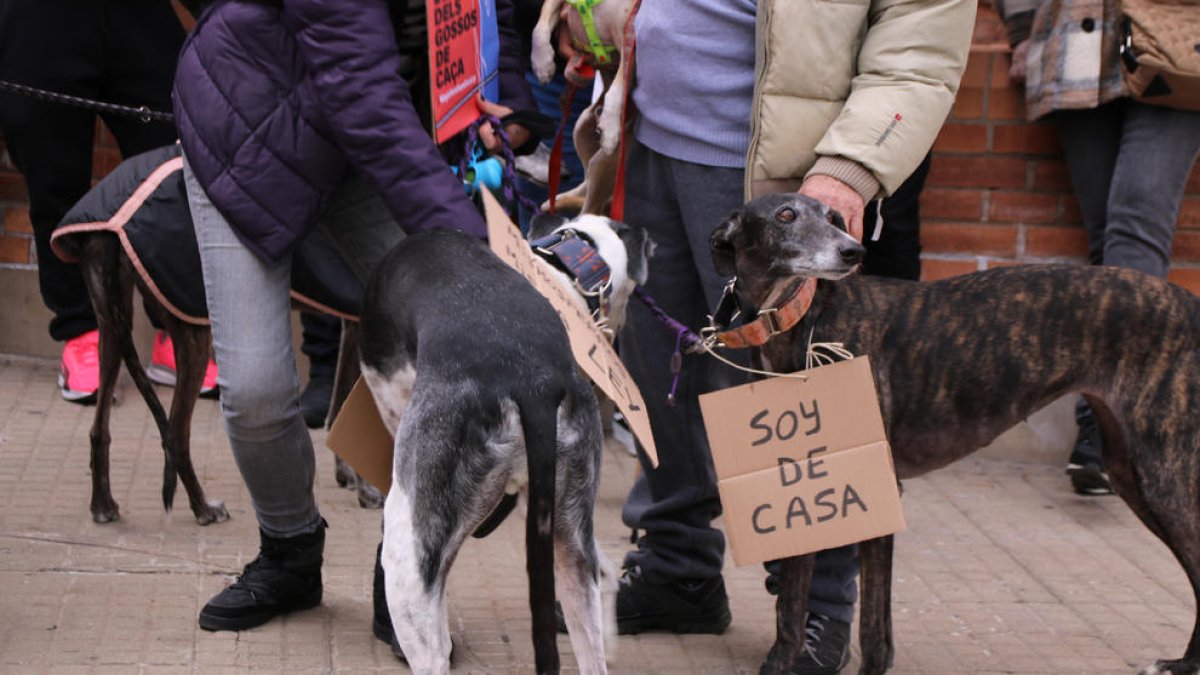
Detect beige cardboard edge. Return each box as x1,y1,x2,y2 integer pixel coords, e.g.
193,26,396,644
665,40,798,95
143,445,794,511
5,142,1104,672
328,193,661,491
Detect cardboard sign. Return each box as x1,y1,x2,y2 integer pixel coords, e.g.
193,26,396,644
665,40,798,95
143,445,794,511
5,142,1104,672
482,192,658,467
698,356,905,566
326,377,394,492
427,0,499,143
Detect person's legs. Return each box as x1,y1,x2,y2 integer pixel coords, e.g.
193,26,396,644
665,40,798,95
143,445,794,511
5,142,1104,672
298,312,342,428
614,142,741,634
185,157,326,631
1103,100,1200,278
1053,104,1126,494
1055,104,1123,266
0,0,105,344
619,144,743,581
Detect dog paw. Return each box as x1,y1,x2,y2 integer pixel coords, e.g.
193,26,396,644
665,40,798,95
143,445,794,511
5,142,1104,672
91,504,121,524
195,500,230,526
357,483,385,510
334,457,356,488
531,44,556,84
545,195,586,217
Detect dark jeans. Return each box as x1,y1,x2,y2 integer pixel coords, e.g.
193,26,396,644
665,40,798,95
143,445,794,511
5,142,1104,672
1055,99,1200,277
0,0,184,341
618,141,929,625
1055,99,1200,460
300,313,342,381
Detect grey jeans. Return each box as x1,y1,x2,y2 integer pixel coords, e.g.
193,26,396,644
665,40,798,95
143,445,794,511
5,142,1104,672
183,159,405,538
1055,98,1200,278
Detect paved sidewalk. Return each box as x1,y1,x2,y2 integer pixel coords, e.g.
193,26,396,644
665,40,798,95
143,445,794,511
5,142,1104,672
0,355,1193,674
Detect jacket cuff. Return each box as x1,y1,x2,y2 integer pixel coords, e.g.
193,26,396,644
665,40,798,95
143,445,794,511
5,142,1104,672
805,156,882,203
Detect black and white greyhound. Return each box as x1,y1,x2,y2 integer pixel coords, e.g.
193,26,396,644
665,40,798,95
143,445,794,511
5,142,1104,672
358,212,652,675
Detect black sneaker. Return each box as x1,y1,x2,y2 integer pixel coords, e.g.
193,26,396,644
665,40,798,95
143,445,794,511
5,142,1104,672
198,521,326,631
615,565,731,635
791,612,851,675
1066,407,1113,496
299,374,334,429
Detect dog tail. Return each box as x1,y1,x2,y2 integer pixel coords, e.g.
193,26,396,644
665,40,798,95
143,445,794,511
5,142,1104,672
518,390,562,675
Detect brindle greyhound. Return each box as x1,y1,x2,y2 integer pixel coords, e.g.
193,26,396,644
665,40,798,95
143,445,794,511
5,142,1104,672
74,232,230,525
709,192,1200,675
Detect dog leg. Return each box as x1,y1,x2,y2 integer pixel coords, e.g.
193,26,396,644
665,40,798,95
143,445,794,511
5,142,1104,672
546,101,601,216
555,537,607,675
80,245,126,523
531,0,565,83
553,405,607,674
761,554,816,675
1085,396,1200,675
595,63,627,157
858,535,895,675
156,315,229,525
579,136,620,217
382,483,454,675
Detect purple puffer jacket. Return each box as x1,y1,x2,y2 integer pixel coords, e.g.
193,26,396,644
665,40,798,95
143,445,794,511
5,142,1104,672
173,0,535,264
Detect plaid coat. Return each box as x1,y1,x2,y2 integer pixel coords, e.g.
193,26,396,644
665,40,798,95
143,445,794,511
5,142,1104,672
997,0,1129,120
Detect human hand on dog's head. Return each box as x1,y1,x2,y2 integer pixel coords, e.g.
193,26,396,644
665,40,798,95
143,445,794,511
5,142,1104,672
478,100,532,156
797,175,865,242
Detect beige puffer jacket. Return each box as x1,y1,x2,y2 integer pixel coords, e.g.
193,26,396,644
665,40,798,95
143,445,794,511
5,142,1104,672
746,0,977,202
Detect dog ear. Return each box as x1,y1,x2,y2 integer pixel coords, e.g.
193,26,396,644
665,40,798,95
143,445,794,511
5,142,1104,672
617,224,656,286
710,213,741,277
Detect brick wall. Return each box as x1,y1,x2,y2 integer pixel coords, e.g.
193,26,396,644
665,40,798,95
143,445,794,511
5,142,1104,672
921,1,1200,294
2,2,1198,289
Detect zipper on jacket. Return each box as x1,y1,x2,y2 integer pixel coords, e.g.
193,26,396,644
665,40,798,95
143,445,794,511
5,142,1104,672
744,1,772,201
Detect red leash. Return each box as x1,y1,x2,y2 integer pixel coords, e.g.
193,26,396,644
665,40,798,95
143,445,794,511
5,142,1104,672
546,59,594,213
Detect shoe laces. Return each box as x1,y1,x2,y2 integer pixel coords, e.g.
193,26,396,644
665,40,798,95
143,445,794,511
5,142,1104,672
803,613,832,665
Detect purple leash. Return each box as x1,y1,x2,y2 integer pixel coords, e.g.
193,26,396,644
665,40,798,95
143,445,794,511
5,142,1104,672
634,285,704,406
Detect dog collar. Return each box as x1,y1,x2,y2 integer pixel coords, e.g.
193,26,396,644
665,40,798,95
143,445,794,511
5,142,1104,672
565,0,620,66
531,228,613,316
702,277,818,350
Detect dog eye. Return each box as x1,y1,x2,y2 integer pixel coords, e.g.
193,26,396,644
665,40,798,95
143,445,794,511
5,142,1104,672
777,208,796,223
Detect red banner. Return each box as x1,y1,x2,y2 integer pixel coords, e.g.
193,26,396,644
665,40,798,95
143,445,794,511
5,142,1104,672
427,0,484,144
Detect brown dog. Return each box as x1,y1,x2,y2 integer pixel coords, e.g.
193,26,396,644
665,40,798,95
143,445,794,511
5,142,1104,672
72,232,230,525
710,192,1200,675
530,0,635,216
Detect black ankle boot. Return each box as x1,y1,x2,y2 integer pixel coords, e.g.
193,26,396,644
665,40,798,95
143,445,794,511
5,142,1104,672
371,542,406,659
198,520,326,631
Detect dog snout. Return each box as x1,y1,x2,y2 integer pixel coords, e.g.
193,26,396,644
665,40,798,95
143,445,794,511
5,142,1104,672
840,241,866,267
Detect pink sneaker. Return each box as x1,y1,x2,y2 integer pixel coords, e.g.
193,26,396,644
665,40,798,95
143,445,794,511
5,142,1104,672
60,329,101,404
146,330,219,397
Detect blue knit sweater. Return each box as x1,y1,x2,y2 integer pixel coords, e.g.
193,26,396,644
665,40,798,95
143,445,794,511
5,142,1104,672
632,0,757,168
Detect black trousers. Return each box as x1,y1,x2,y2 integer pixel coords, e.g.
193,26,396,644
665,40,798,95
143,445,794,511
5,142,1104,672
0,0,184,341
